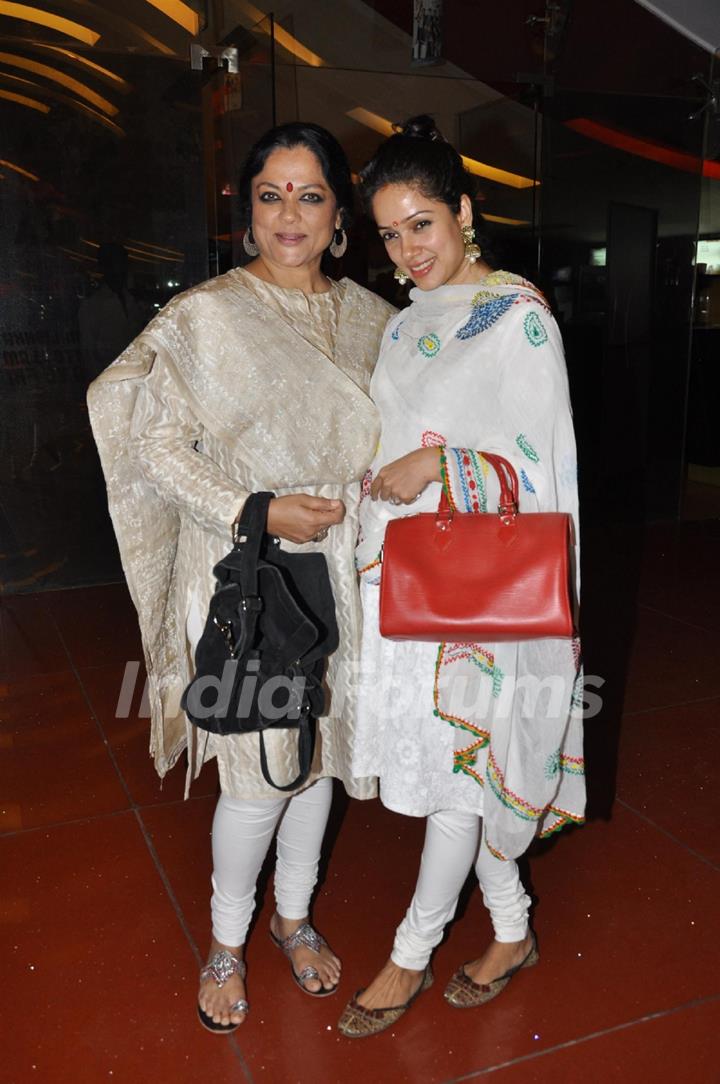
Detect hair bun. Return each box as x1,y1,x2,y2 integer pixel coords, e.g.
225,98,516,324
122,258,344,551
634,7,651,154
395,114,443,142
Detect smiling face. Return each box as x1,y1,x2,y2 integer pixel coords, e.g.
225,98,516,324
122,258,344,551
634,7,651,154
250,145,340,271
372,184,477,290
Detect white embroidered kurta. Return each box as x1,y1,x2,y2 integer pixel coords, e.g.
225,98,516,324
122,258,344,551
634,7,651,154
88,267,395,799
354,273,585,860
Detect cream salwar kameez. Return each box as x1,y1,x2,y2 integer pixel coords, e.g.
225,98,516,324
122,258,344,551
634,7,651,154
353,273,585,860
88,267,394,799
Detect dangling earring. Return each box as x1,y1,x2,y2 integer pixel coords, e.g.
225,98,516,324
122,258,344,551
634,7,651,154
329,227,348,258
462,224,481,264
243,225,259,257
393,267,409,285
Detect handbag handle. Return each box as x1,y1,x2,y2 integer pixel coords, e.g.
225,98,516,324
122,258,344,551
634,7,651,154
436,452,519,524
232,491,275,594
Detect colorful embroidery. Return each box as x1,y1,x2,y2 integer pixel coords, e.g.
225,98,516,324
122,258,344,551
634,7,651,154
545,750,560,779
418,332,441,357
560,754,585,776
443,643,504,698
484,838,509,861
519,468,536,494
456,294,516,340
433,644,491,785
360,469,373,500
524,310,548,347
538,807,586,839
516,433,539,463
486,749,544,822
390,320,403,342
421,430,447,448
356,552,382,575
448,448,488,513
439,447,457,511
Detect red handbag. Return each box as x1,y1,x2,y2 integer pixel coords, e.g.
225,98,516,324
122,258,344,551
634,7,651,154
379,452,575,642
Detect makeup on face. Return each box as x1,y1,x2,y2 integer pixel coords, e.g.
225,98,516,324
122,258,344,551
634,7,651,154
373,184,476,290
250,145,339,267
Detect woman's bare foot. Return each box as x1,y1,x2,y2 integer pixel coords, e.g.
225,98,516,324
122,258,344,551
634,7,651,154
462,933,535,985
270,913,341,993
355,958,426,1010
198,938,248,1028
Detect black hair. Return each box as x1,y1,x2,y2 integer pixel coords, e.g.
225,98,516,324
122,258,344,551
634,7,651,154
238,121,354,229
359,114,477,214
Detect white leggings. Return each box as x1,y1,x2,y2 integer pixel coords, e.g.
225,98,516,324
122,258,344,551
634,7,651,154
392,809,530,970
210,777,333,946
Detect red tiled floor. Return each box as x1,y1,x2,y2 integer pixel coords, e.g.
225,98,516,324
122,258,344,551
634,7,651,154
0,670,129,831
636,521,720,633
620,605,720,714
142,794,720,1082
45,583,143,669
1,813,249,1084
487,996,720,1082
617,697,720,866
76,661,219,807
0,593,69,680
4,517,720,1083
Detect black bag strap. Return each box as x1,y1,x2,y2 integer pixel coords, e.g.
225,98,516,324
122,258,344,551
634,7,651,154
232,491,275,596
258,714,316,791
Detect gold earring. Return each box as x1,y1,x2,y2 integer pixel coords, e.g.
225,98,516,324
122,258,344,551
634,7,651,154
462,224,481,264
393,267,409,285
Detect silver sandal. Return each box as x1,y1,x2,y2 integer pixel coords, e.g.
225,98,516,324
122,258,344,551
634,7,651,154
197,949,249,1033
270,922,339,998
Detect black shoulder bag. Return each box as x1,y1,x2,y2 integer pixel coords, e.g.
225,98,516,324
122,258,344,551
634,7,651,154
181,492,339,791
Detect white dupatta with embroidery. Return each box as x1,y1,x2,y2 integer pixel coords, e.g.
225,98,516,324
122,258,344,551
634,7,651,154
354,273,585,860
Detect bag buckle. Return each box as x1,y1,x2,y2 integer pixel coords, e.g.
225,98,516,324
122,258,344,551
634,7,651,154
498,500,518,525
239,595,262,613
213,615,241,657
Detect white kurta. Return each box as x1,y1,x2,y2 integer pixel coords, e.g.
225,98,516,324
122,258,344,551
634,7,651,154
354,273,586,860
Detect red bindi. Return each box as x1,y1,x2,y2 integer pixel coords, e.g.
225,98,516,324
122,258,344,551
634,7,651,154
286,182,294,192
392,220,399,227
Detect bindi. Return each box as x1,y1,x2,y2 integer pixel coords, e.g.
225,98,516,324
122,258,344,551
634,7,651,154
392,220,399,227
286,182,294,192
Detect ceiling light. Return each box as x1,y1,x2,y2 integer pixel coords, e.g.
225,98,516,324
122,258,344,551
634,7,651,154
0,157,38,180
0,51,117,114
346,108,538,189
0,86,47,111
0,2,100,45
30,44,130,90
566,118,720,181
481,213,530,226
142,0,200,35
127,238,183,257
238,1,323,66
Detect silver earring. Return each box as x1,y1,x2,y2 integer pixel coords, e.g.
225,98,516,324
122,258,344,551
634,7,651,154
329,227,347,258
393,267,409,285
243,226,259,257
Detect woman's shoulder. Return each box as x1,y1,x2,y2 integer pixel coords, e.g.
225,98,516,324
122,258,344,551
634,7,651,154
339,277,397,322
453,273,555,345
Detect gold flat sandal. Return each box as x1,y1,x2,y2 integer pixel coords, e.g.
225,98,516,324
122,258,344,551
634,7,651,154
337,965,433,1038
444,934,538,1008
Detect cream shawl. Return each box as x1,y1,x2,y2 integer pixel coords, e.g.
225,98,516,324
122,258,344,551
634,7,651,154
88,269,394,780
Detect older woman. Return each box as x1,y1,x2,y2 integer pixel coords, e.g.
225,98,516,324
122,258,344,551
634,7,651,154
338,116,585,1037
88,122,394,1033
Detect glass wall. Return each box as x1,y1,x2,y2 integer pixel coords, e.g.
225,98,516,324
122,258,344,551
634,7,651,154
685,49,720,519
1,0,717,594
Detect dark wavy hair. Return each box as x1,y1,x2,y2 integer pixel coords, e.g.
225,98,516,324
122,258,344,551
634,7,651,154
238,122,354,229
359,114,477,213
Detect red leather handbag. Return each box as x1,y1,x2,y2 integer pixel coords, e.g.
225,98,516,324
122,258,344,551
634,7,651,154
379,452,575,642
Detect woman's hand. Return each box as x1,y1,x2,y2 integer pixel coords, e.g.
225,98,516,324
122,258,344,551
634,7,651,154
266,494,346,544
370,447,442,505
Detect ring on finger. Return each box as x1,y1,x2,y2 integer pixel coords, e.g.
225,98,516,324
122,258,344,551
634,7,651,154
313,527,329,542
